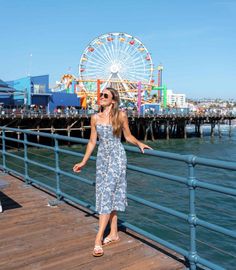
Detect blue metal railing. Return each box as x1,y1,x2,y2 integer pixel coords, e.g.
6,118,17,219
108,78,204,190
0,126,235,270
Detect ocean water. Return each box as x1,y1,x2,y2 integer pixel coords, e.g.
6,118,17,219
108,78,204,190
3,124,236,269
123,126,236,270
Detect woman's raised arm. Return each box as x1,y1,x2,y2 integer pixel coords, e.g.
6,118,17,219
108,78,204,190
120,111,152,153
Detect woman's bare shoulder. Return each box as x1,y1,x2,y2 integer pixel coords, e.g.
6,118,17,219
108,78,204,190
119,110,127,118
90,114,98,123
97,112,102,117
118,110,128,124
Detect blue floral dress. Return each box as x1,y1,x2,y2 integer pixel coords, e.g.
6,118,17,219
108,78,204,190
95,121,127,214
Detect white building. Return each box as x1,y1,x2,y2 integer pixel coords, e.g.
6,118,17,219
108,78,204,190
166,89,186,108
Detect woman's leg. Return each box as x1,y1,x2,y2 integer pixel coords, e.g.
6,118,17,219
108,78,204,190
108,210,119,238
95,213,110,245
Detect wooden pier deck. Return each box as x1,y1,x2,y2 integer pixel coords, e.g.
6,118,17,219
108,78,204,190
0,174,186,270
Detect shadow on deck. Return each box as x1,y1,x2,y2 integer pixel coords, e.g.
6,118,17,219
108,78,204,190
0,174,186,270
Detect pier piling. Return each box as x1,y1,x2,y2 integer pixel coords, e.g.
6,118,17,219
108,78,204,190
211,123,215,138
229,119,232,137
166,120,170,140
218,121,222,138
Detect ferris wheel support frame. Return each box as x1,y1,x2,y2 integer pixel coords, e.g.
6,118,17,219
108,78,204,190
97,79,101,106
137,81,142,114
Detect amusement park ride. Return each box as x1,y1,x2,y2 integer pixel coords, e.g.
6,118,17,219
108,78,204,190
52,32,167,111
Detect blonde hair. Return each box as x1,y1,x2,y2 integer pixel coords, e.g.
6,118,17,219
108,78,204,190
102,87,122,137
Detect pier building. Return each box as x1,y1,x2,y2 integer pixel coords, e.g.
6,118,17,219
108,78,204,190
0,76,81,113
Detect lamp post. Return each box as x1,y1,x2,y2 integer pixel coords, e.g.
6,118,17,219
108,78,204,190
24,88,27,106
27,53,33,76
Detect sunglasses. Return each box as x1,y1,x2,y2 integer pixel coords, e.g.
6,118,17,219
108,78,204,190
100,93,110,99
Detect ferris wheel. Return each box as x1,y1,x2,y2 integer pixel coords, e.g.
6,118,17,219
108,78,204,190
78,32,154,98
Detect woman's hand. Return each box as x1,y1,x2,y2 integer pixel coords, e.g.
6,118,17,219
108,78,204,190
73,161,86,173
138,142,153,154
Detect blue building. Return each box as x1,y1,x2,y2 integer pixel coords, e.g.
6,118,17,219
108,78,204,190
7,75,51,107
48,92,80,112
141,103,161,115
4,75,80,113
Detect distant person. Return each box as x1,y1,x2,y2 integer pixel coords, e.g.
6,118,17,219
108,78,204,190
73,87,152,257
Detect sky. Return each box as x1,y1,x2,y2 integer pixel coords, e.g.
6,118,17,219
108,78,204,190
0,0,236,99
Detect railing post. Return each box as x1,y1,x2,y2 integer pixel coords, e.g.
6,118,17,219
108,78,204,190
54,138,62,201
187,156,198,270
23,133,30,185
2,129,6,172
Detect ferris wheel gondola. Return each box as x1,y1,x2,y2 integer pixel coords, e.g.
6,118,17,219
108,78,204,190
78,32,154,98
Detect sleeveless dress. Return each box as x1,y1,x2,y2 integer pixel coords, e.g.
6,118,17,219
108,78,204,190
95,116,127,214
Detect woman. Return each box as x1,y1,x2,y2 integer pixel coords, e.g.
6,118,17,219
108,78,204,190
73,87,152,257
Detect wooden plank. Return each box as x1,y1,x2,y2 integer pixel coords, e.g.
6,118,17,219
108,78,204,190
0,174,185,270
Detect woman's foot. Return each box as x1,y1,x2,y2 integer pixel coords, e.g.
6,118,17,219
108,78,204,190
93,236,104,257
103,234,120,246
92,245,104,257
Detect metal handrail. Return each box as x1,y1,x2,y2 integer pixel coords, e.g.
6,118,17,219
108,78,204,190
0,126,235,270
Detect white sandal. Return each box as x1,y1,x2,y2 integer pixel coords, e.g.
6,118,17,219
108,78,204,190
103,236,120,246
92,245,104,257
